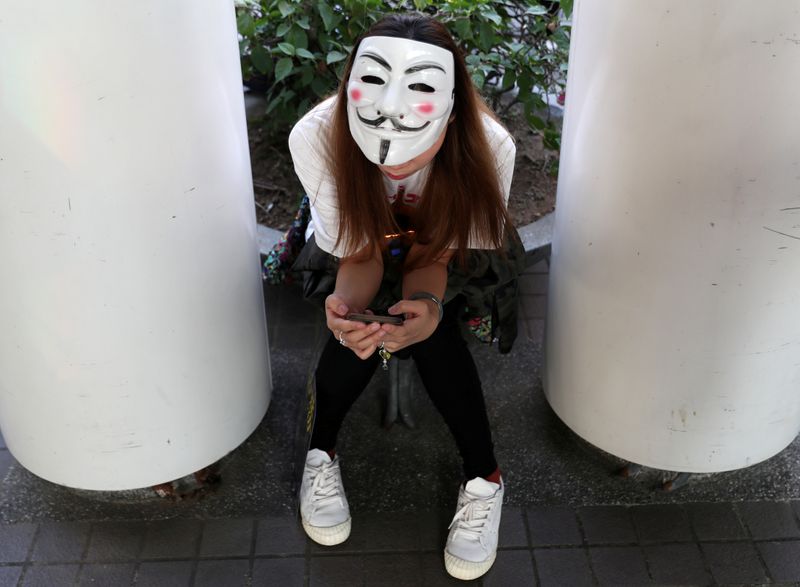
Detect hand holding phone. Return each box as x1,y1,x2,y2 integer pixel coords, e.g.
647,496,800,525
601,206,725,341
346,313,404,325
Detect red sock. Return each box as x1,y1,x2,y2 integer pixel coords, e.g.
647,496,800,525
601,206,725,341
483,467,501,484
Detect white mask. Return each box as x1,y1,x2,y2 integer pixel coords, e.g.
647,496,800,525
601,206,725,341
346,36,455,166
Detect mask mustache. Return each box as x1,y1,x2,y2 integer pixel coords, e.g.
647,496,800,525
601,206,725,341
357,111,430,133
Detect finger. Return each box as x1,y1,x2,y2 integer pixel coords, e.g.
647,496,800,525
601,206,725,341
329,317,369,334
346,322,381,344
325,296,349,317
387,300,426,317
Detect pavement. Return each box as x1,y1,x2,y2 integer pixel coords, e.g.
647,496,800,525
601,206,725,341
2,238,800,586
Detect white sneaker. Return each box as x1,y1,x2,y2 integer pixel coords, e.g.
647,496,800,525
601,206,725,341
299,449,351,545
444,477,504,580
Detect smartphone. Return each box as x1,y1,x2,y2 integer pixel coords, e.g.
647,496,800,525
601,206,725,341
346,313,403,325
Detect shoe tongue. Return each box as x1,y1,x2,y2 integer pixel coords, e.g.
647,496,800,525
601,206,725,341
464,477,499,498
306,448,332,467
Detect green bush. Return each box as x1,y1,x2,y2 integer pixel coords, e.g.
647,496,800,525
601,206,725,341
236,0,571,150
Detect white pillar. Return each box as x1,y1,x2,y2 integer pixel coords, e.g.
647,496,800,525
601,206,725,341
0,2,271,489
545,0,800,472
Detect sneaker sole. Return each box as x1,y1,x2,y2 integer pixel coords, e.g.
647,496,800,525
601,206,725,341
301,517,351,546
444,550,496,581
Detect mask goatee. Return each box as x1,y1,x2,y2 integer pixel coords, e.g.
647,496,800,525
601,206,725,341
379,139,390,164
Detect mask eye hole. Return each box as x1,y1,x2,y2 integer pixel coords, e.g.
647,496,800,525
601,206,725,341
361,75,385,85
408,83,435,93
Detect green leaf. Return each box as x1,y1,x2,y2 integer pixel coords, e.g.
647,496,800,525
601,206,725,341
274,57,294,82
278,1,294,17
465,54,482,66
526,111,546,130
501,69,517,92
478,8,502,25
287,27,308,50
311,76,331,97
517,73,533,95
299,64,314,85
251,45,272,74
296,48,315,60
471,71,485,89
277,42,295,56
265,96,282,114
276,21,291,37
560,0,574,18
453,18,472,41
478,21,495,52
236,12,256,37
525,5,549,16
318,3,335,31
296,16,310,30
326,50,347,64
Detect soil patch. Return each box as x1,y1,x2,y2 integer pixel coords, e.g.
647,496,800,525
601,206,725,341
249,107,558,232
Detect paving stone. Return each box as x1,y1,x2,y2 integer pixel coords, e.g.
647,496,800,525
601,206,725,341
484,550,536,586
521,319,545,342
194,559,250,587
702,542,768,585
20,564,80,587
644,543,709,585
30,522,90,562
528,259,550,274
416,510,450,551
309,555,362,587
361,554,423,586
0,566,23,587
252,557,305,587
256,516,306,556
198,519,253,558
0,523,37,563
86,521,147,561
310,512,422,554
140,519,202,560
527,506,582,546
737,501,800,540
630,504,692,544
793,500,800,523
76,562,135,586
134,561,193,587
499,507,528,548
534,548,593,587
519,273,549,295
521,295,548,320
419,553,479,586
578,506,637,545
0,451,13,481
589,546,650,586
757,541,800,583
685,502,747,541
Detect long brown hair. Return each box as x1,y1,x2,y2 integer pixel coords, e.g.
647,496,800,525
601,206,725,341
327,14,511,268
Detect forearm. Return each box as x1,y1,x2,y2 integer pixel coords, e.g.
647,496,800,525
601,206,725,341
335,248,384,312
402,260,447,301
401,244,453,300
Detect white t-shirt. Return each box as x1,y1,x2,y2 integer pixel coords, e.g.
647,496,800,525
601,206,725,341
288,96,516,257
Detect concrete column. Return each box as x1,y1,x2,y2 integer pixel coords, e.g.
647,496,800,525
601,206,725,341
545,0,800,472
0,2,270,489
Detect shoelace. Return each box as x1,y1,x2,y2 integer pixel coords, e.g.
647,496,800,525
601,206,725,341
306,461,343,510
448,493,496,542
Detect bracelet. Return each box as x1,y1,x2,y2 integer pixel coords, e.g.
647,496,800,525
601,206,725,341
409,291,444,323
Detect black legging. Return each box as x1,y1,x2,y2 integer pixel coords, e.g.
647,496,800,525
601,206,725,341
309,299,498,480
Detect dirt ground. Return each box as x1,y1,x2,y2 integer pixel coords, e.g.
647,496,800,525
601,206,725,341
249,108,558,232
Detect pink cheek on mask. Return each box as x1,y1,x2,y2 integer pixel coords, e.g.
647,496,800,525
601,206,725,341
417,103,434,115
350,88,362,102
